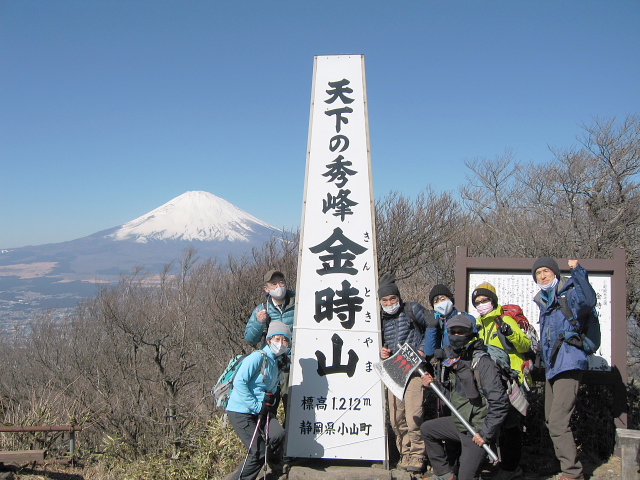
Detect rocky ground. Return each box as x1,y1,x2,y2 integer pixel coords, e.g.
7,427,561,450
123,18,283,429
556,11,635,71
0,454,624,480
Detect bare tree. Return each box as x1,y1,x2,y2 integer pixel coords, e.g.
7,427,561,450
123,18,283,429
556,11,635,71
375,188,462,280
0,230,302,458
459,115,640,372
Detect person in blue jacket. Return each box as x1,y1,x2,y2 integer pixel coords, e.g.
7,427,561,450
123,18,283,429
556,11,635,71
227,321,291,480
423,284,475,360
532,257,596,480
244,270,295,347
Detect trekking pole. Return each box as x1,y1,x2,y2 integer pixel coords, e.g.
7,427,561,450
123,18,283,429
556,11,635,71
263,411,270,477
239,415,263,478
417,365,499,464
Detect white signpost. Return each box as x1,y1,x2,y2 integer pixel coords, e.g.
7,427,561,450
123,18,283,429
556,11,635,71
285,55,386,461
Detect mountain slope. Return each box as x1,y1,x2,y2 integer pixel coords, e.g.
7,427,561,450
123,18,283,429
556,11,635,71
0,191,286,327
0,191,283,279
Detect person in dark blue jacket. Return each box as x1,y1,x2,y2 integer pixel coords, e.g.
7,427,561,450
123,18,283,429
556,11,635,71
423,284,475,360
379,273,428,473
532,257,596,480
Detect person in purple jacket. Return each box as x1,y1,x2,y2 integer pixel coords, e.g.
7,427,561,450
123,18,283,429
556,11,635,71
533,257,596,480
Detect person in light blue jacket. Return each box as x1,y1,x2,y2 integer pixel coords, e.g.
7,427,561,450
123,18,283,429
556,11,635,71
227,321,291,480
244,270,295,347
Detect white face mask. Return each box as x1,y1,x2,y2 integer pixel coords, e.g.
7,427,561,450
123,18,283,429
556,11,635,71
475,302,494,316
269,341,288,356
382,302,401,315
434,299,453,316
538,277,558,291
269,285,287,300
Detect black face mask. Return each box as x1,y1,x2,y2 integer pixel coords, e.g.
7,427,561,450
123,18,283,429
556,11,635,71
448,334,473,354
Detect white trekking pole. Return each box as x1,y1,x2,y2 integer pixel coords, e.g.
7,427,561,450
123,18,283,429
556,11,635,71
418,365,499,463
374,343,499,464
239,415,263,478
263,411,270,476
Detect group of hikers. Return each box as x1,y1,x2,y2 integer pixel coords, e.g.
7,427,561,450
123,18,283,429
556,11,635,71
224,257,598,480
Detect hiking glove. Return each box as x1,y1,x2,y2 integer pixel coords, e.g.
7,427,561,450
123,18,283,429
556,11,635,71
260,392,276,417
498,322,513,336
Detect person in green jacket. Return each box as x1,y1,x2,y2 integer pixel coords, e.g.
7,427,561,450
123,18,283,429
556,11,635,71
472,282,531,480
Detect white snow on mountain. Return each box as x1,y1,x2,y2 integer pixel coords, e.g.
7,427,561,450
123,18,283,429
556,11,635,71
108,191,279,243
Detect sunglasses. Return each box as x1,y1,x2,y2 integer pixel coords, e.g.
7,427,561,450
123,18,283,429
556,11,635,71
449,328,472,335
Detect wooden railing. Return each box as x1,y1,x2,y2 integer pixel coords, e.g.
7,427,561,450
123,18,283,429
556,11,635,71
0,425,83,465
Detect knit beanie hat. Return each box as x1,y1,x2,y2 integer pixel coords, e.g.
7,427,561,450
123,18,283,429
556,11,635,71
266,321,291,342
471,282,498,307
532,256,561,281
429,284,454,307
378,273,400,299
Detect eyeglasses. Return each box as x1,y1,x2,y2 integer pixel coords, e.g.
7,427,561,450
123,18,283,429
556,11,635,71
268,280,286,287
475,298,492,305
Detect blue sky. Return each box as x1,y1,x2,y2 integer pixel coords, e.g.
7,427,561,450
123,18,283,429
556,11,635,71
2,1,638,248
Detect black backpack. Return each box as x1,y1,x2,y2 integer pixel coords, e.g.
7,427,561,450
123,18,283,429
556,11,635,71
554,296,601,357
404,301,428,334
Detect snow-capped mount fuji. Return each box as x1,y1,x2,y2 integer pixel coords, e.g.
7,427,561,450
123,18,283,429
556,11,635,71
0,191,285,280
109,191,279,243
0,191,287,327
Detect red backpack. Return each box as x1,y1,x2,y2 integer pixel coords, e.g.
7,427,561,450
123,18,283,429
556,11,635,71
501,304,541,374
502,304,530,330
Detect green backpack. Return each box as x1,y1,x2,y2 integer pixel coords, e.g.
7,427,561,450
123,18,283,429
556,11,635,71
212,351,268,408
472,344,529,416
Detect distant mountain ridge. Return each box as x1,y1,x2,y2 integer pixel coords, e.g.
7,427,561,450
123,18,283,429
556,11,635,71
0,191,284,328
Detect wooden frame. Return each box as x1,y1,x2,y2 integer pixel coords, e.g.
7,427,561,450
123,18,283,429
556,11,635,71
454,246,628,428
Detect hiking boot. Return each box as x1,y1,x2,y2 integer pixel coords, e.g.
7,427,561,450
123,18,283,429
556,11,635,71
405,456,425,473
425,472,455,480
397,455,411,470
268,457,289,479
492,467,523,480
536,459,561,476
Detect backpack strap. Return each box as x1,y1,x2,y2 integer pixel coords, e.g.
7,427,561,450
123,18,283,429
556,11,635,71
404,302,425,333
491,315,516,352
232,350,269,385
258,350,269,376
470,350,487,391
557,295,579,327
258,301,272,347
551,291,595,360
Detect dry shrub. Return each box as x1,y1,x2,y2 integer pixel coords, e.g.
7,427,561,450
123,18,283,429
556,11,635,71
522,380,617,471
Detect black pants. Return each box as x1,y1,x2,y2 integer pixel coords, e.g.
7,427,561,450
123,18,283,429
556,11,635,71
228,411,285,480
499,406,523,471
420,417,486,480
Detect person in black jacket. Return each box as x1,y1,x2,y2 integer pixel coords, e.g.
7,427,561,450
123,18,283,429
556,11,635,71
378,273,429,473
420,314,509,480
